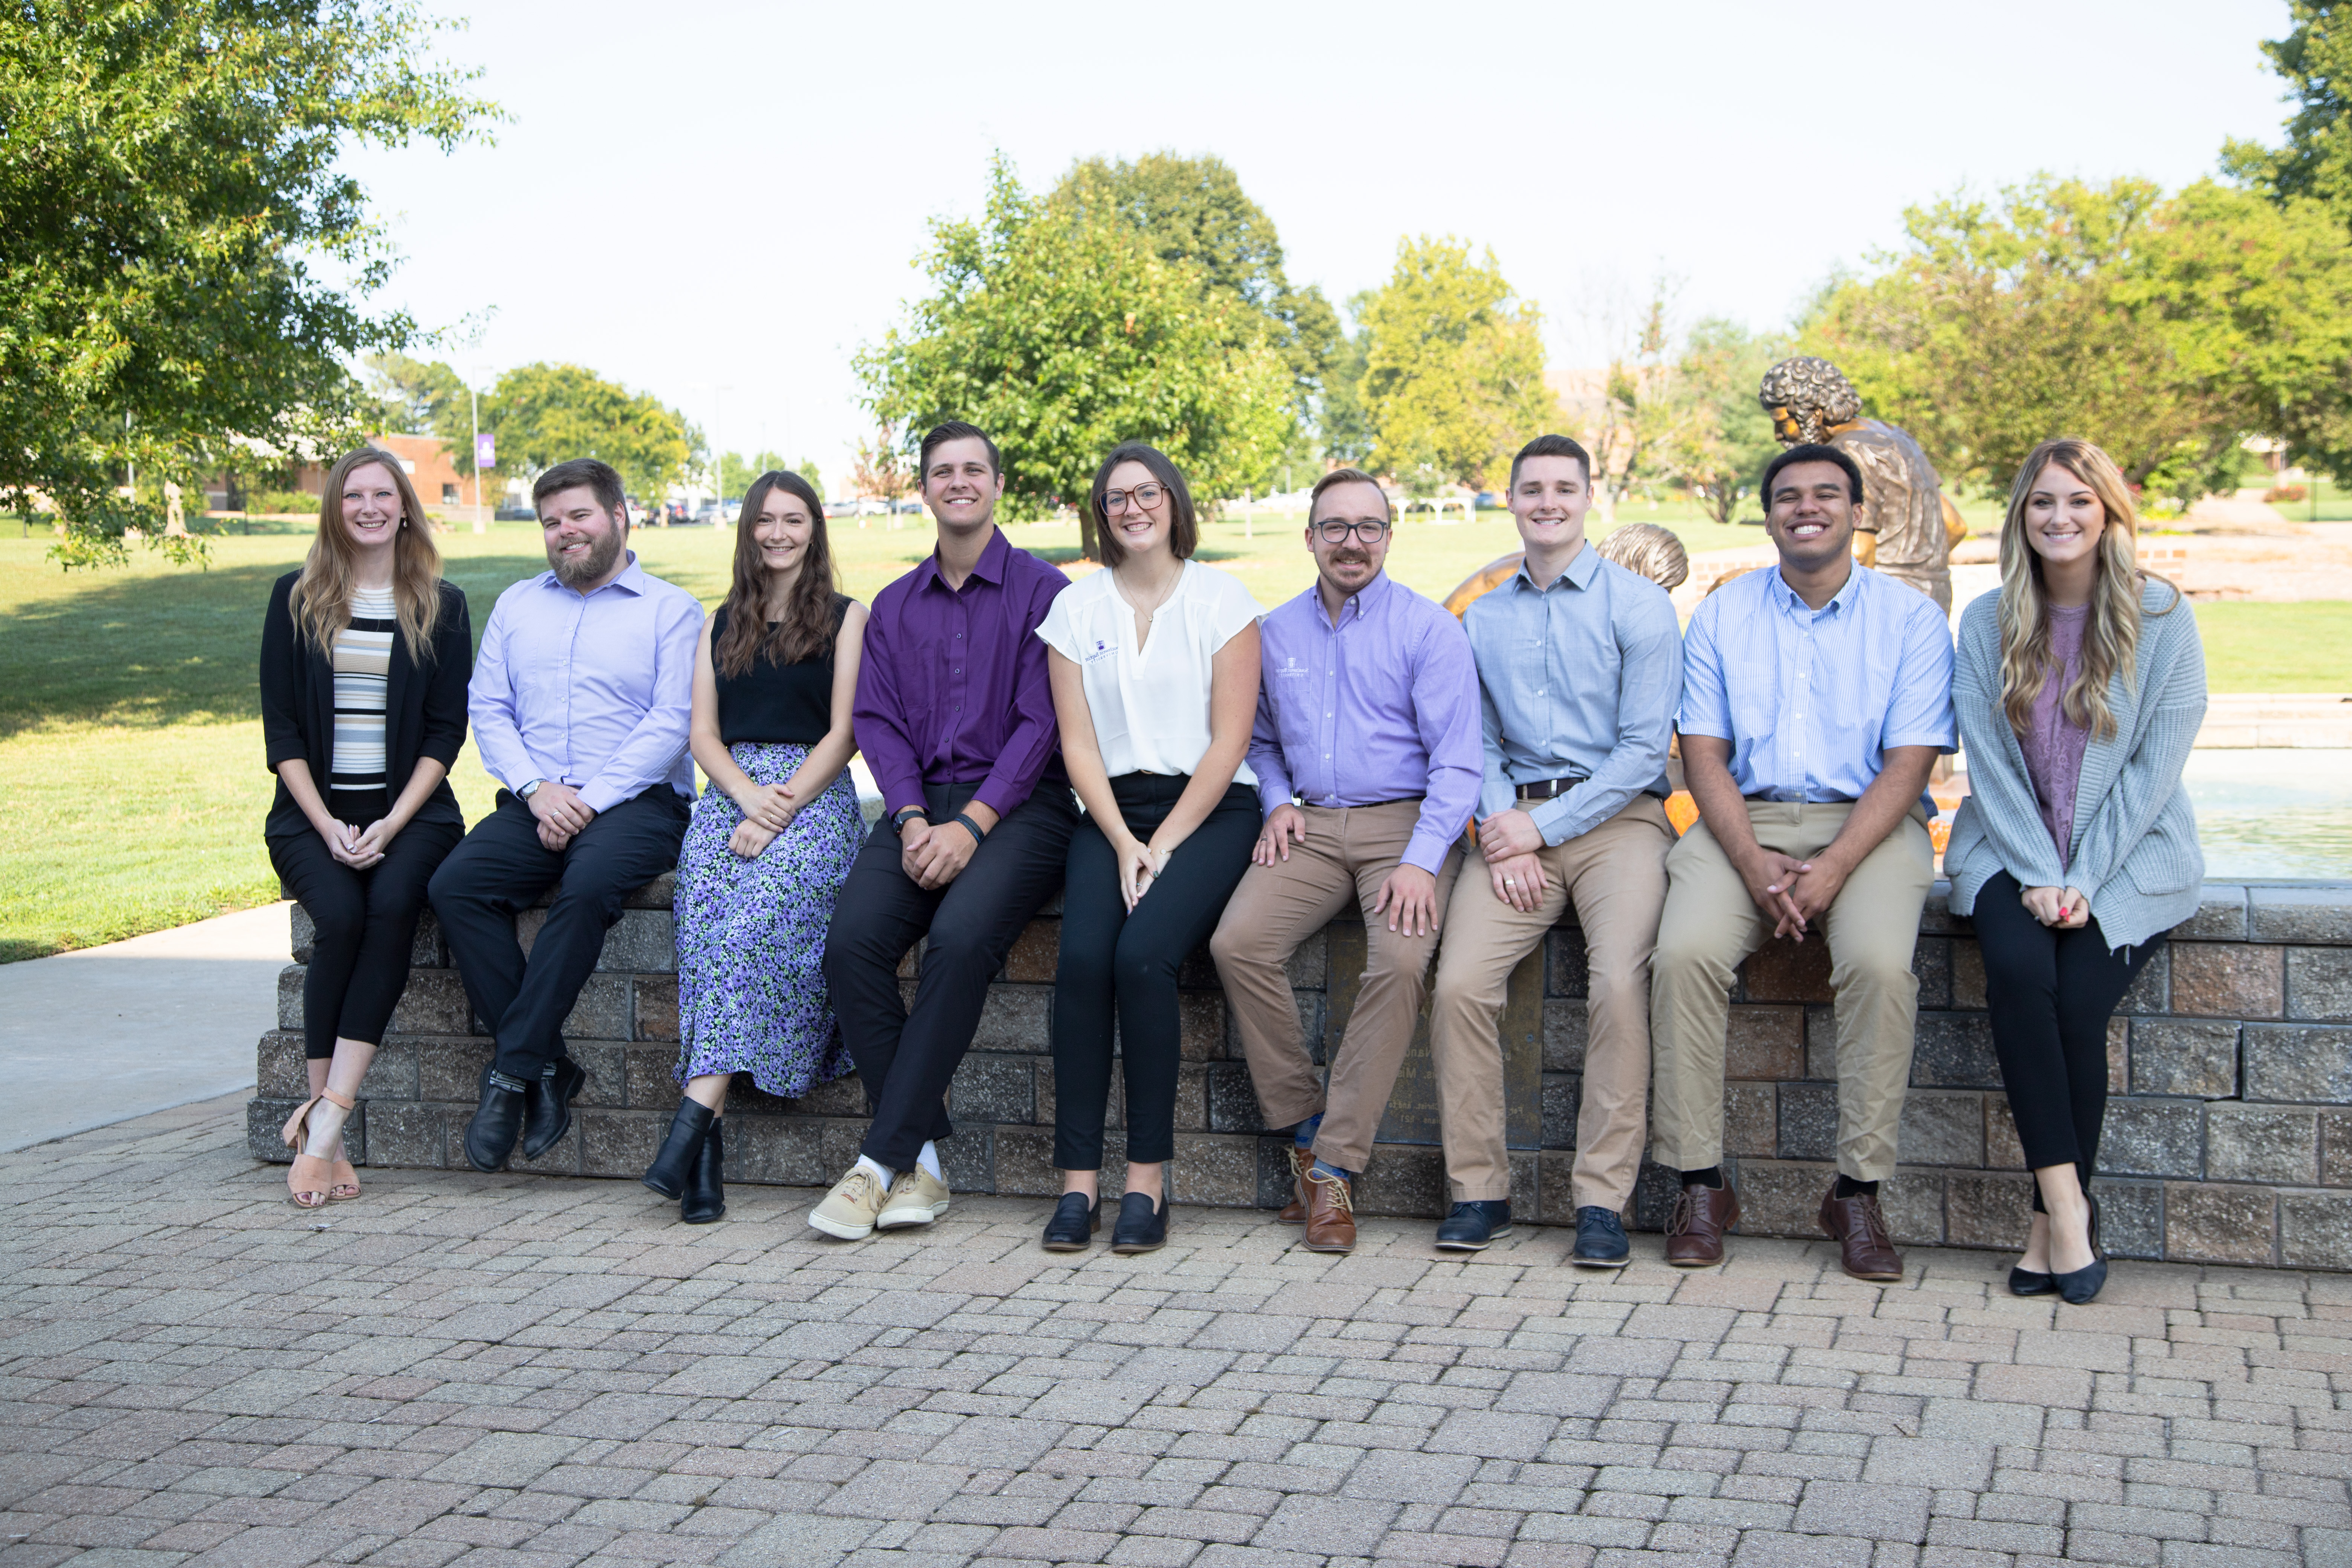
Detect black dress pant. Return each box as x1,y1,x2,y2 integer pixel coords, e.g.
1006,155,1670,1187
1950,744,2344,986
268,788,462,1060
823,781,1078,1170
427,788,691,1080
1052,776,1258,1169
1974,870,2158,1192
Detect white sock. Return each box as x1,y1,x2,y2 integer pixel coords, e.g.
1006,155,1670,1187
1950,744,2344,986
916,1142,943,1181
854,1155,893,1188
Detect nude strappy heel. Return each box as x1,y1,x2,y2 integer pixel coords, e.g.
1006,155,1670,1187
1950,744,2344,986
281,1090,358,1208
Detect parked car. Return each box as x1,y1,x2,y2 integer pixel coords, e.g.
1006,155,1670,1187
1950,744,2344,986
892,498,923,514
822,499,859,519
493,502,536,521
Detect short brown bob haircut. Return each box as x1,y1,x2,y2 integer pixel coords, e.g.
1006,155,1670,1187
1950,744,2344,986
533,458,629,520
1087,441,1198,567
1308,466,1394,525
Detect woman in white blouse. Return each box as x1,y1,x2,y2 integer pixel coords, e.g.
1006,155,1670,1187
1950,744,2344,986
1036,443,1265,1254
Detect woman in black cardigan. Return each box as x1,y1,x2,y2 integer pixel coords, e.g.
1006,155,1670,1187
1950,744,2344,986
260,448,472,1207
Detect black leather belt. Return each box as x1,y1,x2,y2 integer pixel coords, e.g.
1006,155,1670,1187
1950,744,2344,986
1514,776,1585,802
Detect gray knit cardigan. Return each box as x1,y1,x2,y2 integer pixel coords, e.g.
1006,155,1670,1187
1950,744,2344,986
1944,578,2207,952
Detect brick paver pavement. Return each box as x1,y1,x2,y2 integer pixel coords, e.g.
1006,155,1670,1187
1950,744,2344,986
2,1097,2347,1568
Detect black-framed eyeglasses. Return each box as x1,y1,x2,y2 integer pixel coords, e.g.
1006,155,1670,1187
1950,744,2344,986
1314,518,1390,544
1102,482,1168,515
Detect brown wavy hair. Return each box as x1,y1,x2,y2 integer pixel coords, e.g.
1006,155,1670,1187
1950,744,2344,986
713,470,839,678
292,447,444,661
1996,438,2180,741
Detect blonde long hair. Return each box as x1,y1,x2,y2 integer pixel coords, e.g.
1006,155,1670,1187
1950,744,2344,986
293,448,444,662
1995,438,2178,741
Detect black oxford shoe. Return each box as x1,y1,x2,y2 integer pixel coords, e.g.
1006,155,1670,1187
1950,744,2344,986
520,1056,587,1160
1434,1200,1512,1252
464,1063,527,1173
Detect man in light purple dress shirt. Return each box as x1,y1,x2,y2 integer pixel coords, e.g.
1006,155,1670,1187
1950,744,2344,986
1207,468,1482,1254
810,422,1076,1242
428,459,704,1174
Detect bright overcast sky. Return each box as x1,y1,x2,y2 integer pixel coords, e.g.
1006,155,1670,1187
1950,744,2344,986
346,0,2301,488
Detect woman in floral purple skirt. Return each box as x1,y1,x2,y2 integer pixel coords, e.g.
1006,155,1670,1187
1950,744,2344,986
643,470,868,1223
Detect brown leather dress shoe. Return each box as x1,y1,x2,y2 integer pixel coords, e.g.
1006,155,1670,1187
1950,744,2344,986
1820,1186,1903,1281
1302,1167,1357,1253
1664,1180,1740,1266
1277,1145,1312,1224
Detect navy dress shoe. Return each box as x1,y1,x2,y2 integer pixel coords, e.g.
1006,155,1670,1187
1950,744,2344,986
464,1063,527,1173
1434,1200,1512,1252
1111,1191,1169,1255
520,1056,587,1160
1571,1206,1631,1267
1041,1193,1099,1253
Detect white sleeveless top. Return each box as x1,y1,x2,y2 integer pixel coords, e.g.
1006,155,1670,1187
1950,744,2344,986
1035,560,1264,784
329,586,398,789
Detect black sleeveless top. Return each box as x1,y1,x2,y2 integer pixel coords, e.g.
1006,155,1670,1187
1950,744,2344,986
712,596,851,745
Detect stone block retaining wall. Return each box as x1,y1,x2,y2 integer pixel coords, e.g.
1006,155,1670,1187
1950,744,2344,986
250,880,2352,1269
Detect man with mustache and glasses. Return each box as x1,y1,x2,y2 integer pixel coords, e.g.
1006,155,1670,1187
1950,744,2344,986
1208,467,1481,1254
1649,443,1954,1282
429,458,704,1173
1426,435,1682,1263
809,421,1076,1242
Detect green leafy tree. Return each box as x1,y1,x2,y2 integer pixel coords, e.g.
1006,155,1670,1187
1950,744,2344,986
858,156,1292,560
795,458,827,502
1049,152,1342,447
1359,236,1562,492
364,353,472,450
718,450,791,498
1664,319,1788,526
0,0,495,567
2225,2,2352,226
480,363,696,502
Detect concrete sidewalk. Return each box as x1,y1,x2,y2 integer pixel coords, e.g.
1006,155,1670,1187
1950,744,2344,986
0,902,289,1152
0,1095,2343,1568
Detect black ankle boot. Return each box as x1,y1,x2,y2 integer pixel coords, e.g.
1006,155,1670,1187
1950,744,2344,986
642,1098,714,1199
681,1118,725,1224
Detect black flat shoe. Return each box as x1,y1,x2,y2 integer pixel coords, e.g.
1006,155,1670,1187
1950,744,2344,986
2056,1194,2107,1305
521,1056,587,1159
1042,1192,1099,1252
464,1063,528,1173
680,1118,725,1224
2008,1267,2056,1297
643,1098,714,1199
1111,1190,1168,1254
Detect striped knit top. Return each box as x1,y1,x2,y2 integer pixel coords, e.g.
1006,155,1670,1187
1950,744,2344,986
329,586,399,790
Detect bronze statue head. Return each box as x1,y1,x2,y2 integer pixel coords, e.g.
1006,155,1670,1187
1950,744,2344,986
1758,356,1863,445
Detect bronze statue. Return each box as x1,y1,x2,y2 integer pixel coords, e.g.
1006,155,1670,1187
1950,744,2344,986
1759,356,1966,613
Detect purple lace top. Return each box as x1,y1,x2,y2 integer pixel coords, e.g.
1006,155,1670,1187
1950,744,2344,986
2022,603,2092,870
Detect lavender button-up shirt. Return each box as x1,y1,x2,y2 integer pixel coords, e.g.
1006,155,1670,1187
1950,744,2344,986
469,553,704,813
854,526,1070,821
1248,572,1483,876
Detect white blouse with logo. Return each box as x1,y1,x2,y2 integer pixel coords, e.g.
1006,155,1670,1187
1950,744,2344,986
1035,560,1264,785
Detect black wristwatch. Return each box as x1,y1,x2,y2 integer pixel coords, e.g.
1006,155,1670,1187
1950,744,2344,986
891,805,928,832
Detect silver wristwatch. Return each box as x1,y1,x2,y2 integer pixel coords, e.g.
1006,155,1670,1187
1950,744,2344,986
517,778,544,800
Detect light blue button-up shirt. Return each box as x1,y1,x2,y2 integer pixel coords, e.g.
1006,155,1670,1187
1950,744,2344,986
1461,544,1681,845
470,553,704,812
1679,561,1955,802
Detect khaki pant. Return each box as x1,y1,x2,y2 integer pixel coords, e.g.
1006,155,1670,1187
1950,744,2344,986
1649,800,1934,1183
1428,796,1674,1207
1209,801,1461,1176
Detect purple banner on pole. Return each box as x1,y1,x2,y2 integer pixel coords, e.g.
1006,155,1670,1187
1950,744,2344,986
475,433,495,469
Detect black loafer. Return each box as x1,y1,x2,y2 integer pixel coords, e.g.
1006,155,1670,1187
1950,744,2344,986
1571,1206,1631,1267
520,1056,587,1159
1434,1200,1512,1252
1111,1191,1168,1254
464,1063,527,1173
1042,1192,1099,1252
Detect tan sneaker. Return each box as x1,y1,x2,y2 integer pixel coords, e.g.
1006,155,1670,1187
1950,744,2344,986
875,1167,951,1230
809,1166,890,1240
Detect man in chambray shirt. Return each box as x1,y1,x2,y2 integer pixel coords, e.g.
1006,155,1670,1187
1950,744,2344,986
1207,467,1481,1255
1426,435,1682,1263
429,458,703,1174
1650,443,1955,1282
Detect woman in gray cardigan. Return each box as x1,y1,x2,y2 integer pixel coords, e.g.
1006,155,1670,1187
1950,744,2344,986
1946,438,2204,1306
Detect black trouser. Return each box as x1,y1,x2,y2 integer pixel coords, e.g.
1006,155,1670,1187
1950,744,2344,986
1974,870,2158,1197
427,788,691,1080
268,788,463,1060
1053,776,1258,1170
823,781,1078,1170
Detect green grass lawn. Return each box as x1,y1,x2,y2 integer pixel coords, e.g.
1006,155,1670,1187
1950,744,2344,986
2,508,2343,961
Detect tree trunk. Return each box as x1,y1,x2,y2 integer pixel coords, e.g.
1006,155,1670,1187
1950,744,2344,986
1079,507,1101,562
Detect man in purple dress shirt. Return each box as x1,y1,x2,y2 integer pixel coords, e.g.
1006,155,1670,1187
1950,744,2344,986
811,422,1076,1242
1207,467,1483,1254
429,459,704,1173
